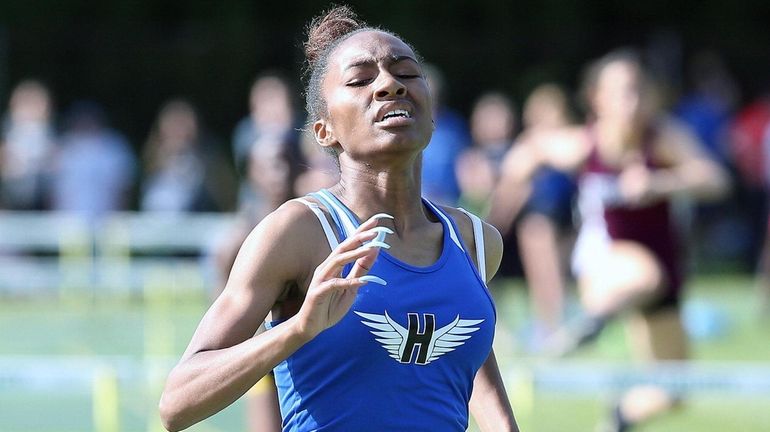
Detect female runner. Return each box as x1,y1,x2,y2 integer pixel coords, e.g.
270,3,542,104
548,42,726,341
493,49,729,430
159,6,518,432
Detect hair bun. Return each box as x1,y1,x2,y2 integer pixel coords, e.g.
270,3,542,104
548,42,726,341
304,5,365,67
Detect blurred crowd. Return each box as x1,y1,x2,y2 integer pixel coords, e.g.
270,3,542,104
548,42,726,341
1,49,769,289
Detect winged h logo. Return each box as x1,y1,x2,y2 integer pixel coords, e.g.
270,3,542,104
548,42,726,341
354,311,484,365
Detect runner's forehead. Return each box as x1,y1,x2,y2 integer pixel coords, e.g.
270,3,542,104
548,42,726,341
332,31,418,72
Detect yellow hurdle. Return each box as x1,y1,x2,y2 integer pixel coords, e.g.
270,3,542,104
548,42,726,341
59,216,92,306
92,366,120,432
144,267,176,432
510,365,535,424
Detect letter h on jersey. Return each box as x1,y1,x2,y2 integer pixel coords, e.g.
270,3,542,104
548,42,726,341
401,313,436,365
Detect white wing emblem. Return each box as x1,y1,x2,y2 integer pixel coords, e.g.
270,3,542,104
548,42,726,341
354,311,484,365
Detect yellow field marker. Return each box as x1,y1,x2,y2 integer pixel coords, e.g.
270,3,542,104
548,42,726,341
92,366,120,432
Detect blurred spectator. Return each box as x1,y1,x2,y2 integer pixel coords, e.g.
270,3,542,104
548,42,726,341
52,101,136,224
0,80,56,210
231,72,300,211
216,74,305,296
237,73,303,216
675,50,739,165
730,97,770,189
218,72,305,432
488,83,577,345
420,63,470,206
456,91,516,212
756,113,770,315
674,50,745,271
245,132,304,215
141,99,234,213
728,96,770,269
456,91,517,280
232,72,296,163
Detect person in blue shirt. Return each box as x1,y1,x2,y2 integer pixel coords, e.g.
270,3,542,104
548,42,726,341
159,6,518,432
420,63,471,206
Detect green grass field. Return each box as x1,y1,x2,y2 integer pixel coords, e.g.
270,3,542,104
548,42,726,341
1,274,769,431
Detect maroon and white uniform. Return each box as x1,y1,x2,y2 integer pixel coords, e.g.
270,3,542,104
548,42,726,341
572,125,684,309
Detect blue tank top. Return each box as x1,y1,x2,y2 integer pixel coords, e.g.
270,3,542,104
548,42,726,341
268,189,497,431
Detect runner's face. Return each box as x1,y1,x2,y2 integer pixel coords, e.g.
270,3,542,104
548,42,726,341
314,31,433,161
593,61,643,125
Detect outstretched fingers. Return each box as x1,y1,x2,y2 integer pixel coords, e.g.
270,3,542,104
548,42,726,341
346,214,394,284
312,276,371,297
300,213,394,336
315,213,394,285
316,243,379,278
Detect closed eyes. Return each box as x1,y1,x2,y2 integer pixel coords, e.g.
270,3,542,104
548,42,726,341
346,79,373,87
346,74,421,87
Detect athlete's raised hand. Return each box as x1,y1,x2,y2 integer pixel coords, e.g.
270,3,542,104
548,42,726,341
295,214,393,339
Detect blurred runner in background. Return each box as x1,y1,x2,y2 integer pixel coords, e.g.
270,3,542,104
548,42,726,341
494,49,730,431
488,83,577,349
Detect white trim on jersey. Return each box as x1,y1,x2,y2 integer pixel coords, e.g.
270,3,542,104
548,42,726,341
294,198,340,250
457,208,486,282
316,189,359,237
423,200,464,252
298,193,487,281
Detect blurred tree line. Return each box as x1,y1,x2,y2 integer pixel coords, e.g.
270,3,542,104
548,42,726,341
0,0,768,148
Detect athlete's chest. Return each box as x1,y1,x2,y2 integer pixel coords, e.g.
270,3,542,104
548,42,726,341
336,258,496,368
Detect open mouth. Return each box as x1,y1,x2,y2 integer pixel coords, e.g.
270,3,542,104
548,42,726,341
378,109,412,122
